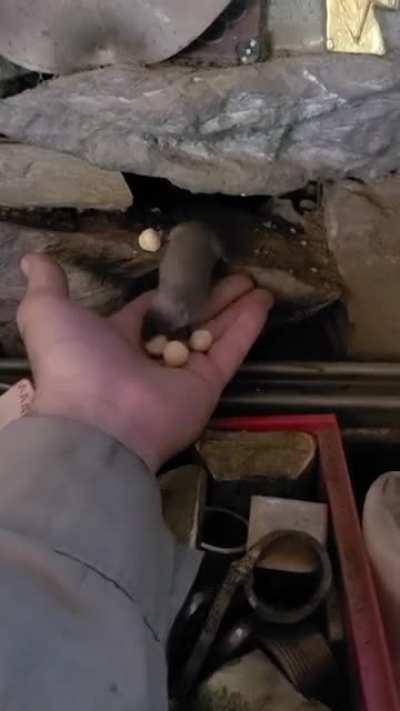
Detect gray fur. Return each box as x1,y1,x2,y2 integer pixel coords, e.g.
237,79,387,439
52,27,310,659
142,221,222,338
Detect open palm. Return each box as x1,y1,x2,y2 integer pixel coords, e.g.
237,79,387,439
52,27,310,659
18,255,272,472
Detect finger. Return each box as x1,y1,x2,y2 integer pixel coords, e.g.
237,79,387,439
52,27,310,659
17,254,69,338
20,254,69,297
203,274,254,321
203,289,273,385
200,292,254,343
201,284,273,343
111,275,253,342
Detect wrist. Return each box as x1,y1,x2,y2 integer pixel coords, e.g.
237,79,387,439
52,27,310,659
31,382,159,473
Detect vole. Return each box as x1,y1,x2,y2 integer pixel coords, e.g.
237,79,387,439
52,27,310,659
141,213,340,342
141,220,238,340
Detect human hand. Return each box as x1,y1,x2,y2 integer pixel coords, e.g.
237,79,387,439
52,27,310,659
17,254,273,472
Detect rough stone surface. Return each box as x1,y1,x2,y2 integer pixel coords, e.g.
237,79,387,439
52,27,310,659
1,55,400,194
325,177,400,359
0,143,132,210
0,221,157,355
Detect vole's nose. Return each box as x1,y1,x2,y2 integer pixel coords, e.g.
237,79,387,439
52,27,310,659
141,307,193,342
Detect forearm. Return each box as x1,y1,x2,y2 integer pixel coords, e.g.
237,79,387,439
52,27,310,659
0,416,201,710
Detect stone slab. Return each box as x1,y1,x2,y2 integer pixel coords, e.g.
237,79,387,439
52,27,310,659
0,143,132,211
1,55,400,194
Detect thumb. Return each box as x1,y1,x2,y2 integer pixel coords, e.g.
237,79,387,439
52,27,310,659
20,254,69,298
17,254,69,338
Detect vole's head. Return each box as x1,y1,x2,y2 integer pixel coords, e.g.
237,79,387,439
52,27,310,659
141,295,190,341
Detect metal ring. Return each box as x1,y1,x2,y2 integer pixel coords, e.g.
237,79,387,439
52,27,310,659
200,506,248,556
244,530,332,624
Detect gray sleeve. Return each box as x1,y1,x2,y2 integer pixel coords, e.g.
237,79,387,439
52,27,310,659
0,415,202,711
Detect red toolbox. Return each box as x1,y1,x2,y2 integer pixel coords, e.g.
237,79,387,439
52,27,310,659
212,414,400,711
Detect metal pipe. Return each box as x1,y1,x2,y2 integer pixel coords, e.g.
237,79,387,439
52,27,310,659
218,391,400,427
238,362,400,380
233,379,400,392
3,358,400,379
342,428,400,446
221,391,400,411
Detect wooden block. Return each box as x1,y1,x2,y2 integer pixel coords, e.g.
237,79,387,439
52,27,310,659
193,650,330,711
198,430,316,482
248,496,328,573
160,464,206,548
198,430,317,516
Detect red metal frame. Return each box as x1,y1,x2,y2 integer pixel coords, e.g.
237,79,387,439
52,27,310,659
212,414,400,711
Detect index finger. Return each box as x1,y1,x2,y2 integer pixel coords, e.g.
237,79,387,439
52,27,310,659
203,274,254,320
190,289,273,386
